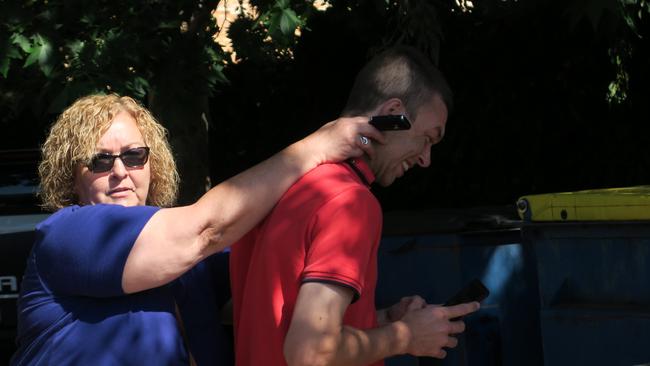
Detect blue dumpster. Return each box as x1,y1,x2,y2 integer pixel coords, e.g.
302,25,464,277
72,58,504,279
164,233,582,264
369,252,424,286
518,187,650,366
375,208,543,366
522,222,650,366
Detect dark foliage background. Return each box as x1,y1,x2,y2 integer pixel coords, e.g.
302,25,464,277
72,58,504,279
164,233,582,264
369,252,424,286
210,0,650,211
2,0,649,211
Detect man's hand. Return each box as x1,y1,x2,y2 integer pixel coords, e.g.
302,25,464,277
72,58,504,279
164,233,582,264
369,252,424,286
377,295,426,325
396,302,480,359
300,116,386,166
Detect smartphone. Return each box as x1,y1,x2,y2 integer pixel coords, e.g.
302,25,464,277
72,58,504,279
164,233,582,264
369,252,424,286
443,279,490,307
369,114,411,131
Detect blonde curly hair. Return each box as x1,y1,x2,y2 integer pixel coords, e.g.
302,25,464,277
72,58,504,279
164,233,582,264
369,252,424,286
39,94,179,211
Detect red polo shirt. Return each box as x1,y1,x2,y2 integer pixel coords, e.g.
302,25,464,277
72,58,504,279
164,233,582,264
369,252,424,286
230,160,383,366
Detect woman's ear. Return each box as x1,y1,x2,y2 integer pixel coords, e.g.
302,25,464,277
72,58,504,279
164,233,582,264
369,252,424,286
377,98,405,115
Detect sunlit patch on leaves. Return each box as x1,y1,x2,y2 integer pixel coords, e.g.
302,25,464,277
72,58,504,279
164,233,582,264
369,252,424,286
313,0,331,11
257,0,305,50
606,41,631,104
566,0,648,104
605,0,648,104
619,0,648,37
454,0,474,13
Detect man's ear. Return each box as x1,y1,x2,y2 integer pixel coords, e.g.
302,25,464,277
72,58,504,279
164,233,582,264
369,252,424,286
377,98,405,115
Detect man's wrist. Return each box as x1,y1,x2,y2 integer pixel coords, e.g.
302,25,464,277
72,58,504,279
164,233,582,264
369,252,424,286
376,308,389,326
387,319,411,356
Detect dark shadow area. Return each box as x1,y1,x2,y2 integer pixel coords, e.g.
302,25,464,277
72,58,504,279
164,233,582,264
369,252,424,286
210,1,650,211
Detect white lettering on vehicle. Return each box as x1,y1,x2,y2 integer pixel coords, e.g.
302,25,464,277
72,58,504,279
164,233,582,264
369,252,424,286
0,276,18,299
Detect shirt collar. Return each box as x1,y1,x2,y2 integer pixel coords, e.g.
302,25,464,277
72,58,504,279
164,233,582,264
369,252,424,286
345,158,375,186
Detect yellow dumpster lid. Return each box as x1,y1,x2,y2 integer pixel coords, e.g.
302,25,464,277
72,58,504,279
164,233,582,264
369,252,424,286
516,186,650,221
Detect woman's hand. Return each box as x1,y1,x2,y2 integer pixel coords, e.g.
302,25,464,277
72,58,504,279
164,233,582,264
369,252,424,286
300,116,385,165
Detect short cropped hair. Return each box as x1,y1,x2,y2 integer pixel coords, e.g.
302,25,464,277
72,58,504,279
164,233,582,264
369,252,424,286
341,45,453,119
39,94,179,211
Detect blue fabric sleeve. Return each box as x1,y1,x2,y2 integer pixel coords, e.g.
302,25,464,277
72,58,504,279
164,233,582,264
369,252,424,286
36,204,159,297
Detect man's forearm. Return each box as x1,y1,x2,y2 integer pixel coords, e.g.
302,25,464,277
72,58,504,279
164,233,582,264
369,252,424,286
286,322,409,366
335,322,409,365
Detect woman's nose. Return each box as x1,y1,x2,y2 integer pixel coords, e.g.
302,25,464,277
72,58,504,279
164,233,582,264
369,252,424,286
110,157,129,178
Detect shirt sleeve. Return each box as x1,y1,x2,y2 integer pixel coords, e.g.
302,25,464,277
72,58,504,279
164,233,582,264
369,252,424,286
36,204,159,297
302,187,382,300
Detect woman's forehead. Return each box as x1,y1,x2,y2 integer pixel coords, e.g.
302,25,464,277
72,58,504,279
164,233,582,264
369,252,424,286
95,112,145,148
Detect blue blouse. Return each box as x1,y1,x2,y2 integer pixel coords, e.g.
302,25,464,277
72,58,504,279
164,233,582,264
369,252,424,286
11,204,190,365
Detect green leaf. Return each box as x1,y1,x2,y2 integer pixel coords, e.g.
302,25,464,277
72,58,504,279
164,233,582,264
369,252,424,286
1,54,12,78
267,11,283,37
158,21,181,29
11,34,31,53
67,40,85,54
208,63,229,86
276,0,290,9
36,35,54,76
23,47,39,67
1,36,21,58
125,77,150,98
0,60,9,78
79,14,95,24
7,47,21,59
0,39,22,77
21,34,54,76
279,8,300,35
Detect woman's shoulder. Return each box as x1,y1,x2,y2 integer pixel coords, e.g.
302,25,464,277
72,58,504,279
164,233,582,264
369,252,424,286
35,205,80,232
32,204,162,268
36,204,160,235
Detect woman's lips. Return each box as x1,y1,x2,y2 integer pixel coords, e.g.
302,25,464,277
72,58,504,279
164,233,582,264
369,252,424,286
108,187,133,196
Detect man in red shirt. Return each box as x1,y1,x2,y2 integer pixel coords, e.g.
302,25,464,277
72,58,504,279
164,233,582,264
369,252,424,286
230,46,480,366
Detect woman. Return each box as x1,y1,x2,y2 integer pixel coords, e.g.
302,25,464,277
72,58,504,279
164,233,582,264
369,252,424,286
11,94,382,365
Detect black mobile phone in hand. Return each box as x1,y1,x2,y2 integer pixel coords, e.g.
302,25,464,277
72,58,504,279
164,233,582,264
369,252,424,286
369,114,411,131
444,279,490,307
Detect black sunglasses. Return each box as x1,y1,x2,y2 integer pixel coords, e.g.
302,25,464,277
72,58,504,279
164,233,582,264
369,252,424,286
88,147,150,173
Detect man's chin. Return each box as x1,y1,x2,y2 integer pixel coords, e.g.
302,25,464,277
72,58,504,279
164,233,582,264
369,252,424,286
376,177,395,187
